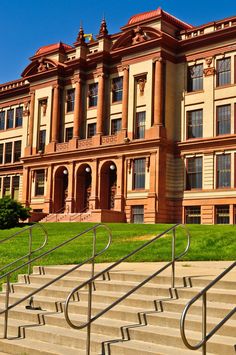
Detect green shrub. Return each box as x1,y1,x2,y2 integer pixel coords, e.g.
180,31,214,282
0,197,30,229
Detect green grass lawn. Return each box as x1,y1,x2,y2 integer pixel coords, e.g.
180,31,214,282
0,222,235,288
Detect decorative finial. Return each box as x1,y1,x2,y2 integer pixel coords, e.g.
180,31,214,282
99,17,108,37
76,24,85,44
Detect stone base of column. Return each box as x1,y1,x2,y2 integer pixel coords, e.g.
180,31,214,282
89,196,98,210
44,199,52,213
65,198,75,213
24,146,32,156
45,142,56,153
93,134,102,145
68,138,78,150
145,125,167,139
116,130,128,144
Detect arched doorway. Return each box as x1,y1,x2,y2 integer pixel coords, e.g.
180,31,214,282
76,164,92,212
54,166,68,212
100,162,117,210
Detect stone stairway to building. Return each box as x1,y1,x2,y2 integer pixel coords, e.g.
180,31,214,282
0,263,235,355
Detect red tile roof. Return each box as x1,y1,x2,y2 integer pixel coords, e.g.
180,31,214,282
35,42,73,55
127,7,193,29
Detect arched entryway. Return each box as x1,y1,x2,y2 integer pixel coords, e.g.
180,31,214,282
76,164,92,212
53,166,68,212
100,161,117,210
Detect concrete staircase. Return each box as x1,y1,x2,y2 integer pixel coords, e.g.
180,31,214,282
0,265,235,354
40,212,92,223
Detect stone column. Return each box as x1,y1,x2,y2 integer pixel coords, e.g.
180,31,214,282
73,77,82,139
89,160,99,209
122,66,129,134
65,162,75,213
22,167,30,206
25,91,35,156
45,165,53,213
153,57,163,126
114,156,125,211
96,73,105,135
51,85,60,143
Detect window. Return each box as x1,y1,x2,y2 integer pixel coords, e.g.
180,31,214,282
12,176,20,200
133,158,145,189
135,111,146,139
87,123,96,138
5,142,12,164
187,64,203,92
65,127,73,142
186,157,202,190
216,154,231,188
66,89,75,112
132,205,144,224
14,141,21,162
216,58,231,86
88,83,98,107
216,105,231,135
112,77,123,102
0,144,3,164
38,130,46,152
0,111,5,130
187,109,203,139
6,109,14,129
111,118,121,135
185,206,201,224
35,170,45,196
216,205,229,224
3,177,10,196
15,107,23,127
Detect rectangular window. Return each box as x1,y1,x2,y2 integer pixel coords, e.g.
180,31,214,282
216,105,231,135
216,205,229,224
15,107,23,127
187,109,203,139
3,176,11,196
12,176,20,200
217,58,231,86
112,77,123,102
66,89,75,112
185,206,201,224
187,64,203,92
0,144,3,164
135,111,146,139
6,109,14,129
5,142,12,164
38,130,46,152
14,141,21,162
186,157,202,190
88,83,98,107
35,170,45,196
216,154,231,188
0,111,5,130
87,123,96,138
65,127,73,142
132,205,144,224
111,118,121,135
133,158,145,189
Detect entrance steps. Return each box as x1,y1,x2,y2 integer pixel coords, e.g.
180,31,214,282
40,212,92,223
0,265,235,354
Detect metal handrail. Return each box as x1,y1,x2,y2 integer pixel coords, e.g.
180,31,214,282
180,261,236,355
64,223,190,355
0,223,48,275
0,223,112,339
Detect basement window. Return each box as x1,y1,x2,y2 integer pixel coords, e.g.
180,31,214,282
132,205,144,224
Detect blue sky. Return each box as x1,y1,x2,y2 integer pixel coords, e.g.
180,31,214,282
1,0,236,84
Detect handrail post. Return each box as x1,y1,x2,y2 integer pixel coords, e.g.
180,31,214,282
171,227,176,288
86,227,97,355
202,293,207,355
4,274,10,339
27,227,33,275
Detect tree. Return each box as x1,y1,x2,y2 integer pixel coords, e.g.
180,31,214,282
0,197,30,229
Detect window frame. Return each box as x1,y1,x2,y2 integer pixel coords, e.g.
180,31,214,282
15,107,23,127
13,141,21,162
6,109,14,129
66,89,75,113
185,206,201,224
132,158,146,190
216,154,231,188
111,118,121,135
216,104,231,136
35,170,45,196
216,57,231,87
187,64,203,92
134,111,146,139
187,109,203,139
186,157,203,190
131,205,144,224
112,77,123,103
215,205,230,224
5,142,12,164
87,123,96,138
0,111,5,130
88,83,98,108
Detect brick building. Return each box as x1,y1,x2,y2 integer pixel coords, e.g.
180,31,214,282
1,8,236,224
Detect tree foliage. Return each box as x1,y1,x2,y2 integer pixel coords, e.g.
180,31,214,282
0,197,30,229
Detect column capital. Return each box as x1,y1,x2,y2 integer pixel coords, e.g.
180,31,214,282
153,56,163,63
122,65,129,72
96,72,106,79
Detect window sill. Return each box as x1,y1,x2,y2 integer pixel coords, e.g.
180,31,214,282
185,90,204,95
111,100,122,105
215,83,234,89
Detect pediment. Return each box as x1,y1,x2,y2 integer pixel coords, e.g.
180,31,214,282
21,58,59,78
112,26,162,51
